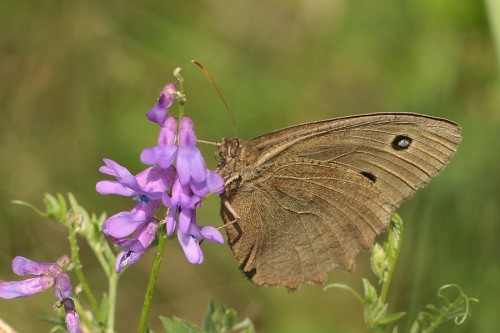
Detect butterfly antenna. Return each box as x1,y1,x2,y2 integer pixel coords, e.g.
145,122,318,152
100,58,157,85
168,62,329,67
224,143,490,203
196,139,218,146
192,60,238,138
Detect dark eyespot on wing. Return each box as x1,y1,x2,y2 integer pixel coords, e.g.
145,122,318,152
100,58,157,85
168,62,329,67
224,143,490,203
391,135,412,150
360,171,377,183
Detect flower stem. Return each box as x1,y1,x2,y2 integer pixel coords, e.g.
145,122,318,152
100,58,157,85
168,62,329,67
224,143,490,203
138,224,168,333
173,67,185,118
72,297,94,330
68,214,102,324
106,271,119,333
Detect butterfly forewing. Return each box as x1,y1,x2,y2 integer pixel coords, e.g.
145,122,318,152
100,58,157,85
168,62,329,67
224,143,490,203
248,113,461,207
217,113,461,290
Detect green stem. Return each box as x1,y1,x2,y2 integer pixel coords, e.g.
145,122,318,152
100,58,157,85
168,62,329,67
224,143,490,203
486,0,500,70
72,296,94,329
83,222,120,332
174,67,185,118
138,224,168,333
68,217,102,324
89,240,113,277
106,271,119,333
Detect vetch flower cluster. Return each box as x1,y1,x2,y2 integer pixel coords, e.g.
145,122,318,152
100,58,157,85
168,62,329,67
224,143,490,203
0,256,81,333
96,82,225,271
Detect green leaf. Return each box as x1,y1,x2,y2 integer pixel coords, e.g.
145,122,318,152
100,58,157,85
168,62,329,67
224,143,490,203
160,316,203,333
99,293,110,323
377,311,406,325
12,192,69,225
203,300,216,332
202,300,238,333
161,301,255,333
324,283,363,304
231,318,256,333
224,308,236,330
11,199,48,218
362,278,379,304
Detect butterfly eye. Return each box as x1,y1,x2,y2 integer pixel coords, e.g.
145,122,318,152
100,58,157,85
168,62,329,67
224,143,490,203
214,152,224,164
229,138,241,158
216,138,229,164
391,135,412,150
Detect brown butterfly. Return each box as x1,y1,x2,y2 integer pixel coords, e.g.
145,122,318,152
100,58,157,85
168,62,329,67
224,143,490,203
215,113,461,290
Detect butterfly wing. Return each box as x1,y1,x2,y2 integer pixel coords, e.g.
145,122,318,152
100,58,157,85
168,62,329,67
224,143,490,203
222,159,392,290
219,113,461,289
248,113,461,207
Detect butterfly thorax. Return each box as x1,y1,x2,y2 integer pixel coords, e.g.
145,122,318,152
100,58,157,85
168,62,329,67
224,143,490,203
216,137,261,193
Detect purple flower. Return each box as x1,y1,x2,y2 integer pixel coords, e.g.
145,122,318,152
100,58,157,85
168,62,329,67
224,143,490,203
113,217,159,252
97,160,174,270
102,200,160,239
97,81,226,269
62,298,82,333
140,116,178,169
177,210,224,264
146,83,177,126
0,256,70,300
115,251,147,272
102,199,160,272
0,256,81,332
161,176,224,264
176,117,206,184
176,117,225,196
96,160,174,201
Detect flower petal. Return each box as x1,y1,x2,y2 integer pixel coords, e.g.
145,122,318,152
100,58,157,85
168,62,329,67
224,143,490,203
98,158,132,179
176,117,207,186
0,277,55,299
140,145,177,169
177,231,204,264
102,201,159,238
115,251,146,272
135,166,174,198
55,273,71,301
178,208,193,233
206,170,225,194
187,224,224,244
62,298,82,333
165,209,177,236
95,180,137,196
12,256,61,277
114,218,159,252
140,117,178,169
199,226,225,244
146,83,177,125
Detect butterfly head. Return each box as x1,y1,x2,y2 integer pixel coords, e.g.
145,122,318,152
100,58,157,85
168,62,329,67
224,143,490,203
216,137,242,167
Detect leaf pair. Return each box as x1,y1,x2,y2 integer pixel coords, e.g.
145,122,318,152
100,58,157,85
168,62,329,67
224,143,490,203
160,300,255,333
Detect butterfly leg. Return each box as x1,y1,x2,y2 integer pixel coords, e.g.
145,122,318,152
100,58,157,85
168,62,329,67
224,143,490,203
217,194,240,230
220,194,240,224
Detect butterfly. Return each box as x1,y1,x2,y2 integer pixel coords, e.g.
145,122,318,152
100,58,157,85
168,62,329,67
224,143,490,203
215,113,461,290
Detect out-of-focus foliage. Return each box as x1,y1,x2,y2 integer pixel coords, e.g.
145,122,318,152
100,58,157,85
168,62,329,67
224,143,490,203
327,214,477,333
0,1,497,332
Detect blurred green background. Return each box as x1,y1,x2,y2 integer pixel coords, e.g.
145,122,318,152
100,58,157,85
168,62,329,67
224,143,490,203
0,1,498,332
